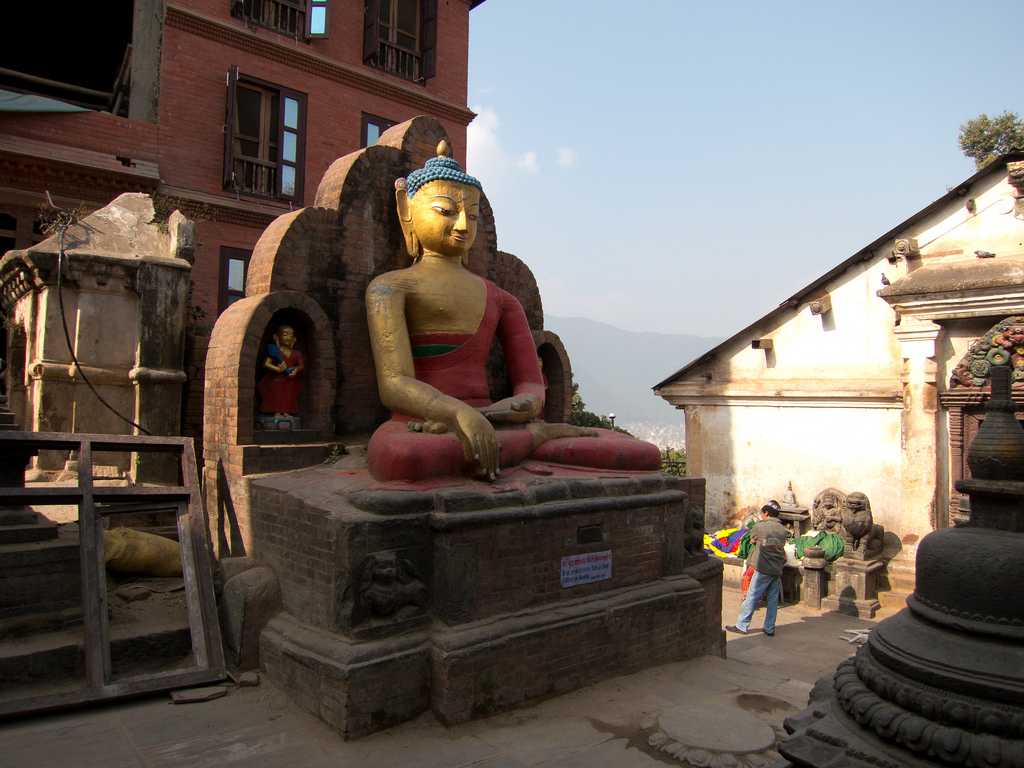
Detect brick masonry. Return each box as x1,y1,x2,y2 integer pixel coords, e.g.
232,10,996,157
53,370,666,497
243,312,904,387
245,465,720,737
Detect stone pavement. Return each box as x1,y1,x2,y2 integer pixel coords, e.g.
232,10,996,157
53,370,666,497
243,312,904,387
0,588,898,768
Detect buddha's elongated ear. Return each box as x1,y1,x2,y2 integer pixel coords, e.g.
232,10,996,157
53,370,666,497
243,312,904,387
395,178,419,260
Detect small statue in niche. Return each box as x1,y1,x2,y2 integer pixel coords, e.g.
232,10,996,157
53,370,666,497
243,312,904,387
841,491,883,559
683,504,706,558
349,551,428,626
811,487,846,533
257,324,304,429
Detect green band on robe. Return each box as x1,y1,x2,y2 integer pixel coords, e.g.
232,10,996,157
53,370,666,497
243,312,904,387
412,344,459,358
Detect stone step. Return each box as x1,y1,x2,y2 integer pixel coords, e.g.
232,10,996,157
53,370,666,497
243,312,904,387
877,589,910,611
0,534,81,615
0,523,59,545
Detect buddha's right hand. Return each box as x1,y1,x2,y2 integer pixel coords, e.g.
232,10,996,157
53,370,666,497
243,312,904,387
452,405,499,481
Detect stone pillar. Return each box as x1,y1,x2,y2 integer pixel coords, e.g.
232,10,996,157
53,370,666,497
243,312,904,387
800,546,827,609
820,557,883,618
894,317,941,535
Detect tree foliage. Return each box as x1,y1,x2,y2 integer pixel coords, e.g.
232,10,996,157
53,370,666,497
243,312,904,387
568,383,631,435
959,111,1024,169
661,447,686,476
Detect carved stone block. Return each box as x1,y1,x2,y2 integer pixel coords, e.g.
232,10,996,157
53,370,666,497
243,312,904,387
801,547,828,610
821,557,883,618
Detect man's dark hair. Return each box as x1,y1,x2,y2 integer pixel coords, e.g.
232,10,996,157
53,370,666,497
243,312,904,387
761,500,782,518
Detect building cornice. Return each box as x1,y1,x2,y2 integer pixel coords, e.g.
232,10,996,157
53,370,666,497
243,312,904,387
156,183,286,229
165,5,477,126
883,288,1024,321
657,379,903,410
0,152,157,206
660,394,903,410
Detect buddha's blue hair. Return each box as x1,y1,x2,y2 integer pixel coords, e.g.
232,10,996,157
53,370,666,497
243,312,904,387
405,154,482,198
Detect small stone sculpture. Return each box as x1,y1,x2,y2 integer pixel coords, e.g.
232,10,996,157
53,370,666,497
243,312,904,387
811,488,845,532
782,481,797,508
350,552,428,625
683,505,706,558
840,492,883,559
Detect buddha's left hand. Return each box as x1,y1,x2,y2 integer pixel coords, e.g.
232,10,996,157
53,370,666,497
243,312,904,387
480,394,540,424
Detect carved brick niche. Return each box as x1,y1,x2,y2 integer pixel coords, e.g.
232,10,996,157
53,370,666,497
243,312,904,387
940,315,1024,524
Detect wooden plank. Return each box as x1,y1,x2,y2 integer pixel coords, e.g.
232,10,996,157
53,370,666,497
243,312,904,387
94,487,192,504
0,487,83,504
77,439,111,690
0,667,225,719
183,439,225,673
0,486,190,506
177,499,209,668
0,431,189,452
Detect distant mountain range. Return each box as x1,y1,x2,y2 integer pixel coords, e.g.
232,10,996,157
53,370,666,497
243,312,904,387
545,316,720,446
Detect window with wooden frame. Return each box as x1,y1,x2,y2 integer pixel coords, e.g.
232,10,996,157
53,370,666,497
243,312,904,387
361,113,395,147
230,0,328,39
219,246,252,313
223,67,306,202
307,0,328,36
363,0,437,83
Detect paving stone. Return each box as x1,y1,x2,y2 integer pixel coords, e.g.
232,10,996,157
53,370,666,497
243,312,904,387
170,685,229,704
228,669,260,687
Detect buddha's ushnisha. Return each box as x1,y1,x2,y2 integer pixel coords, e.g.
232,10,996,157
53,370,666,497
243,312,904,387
365,140,661,482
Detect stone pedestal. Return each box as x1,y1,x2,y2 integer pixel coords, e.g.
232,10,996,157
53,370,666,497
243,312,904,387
800,547,828,610
248,464,720,738
820,557,882,619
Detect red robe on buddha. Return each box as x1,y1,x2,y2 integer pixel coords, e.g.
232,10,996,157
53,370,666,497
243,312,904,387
368,279,661,482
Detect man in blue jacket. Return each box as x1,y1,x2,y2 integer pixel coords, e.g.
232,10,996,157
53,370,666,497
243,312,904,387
726,500,789,637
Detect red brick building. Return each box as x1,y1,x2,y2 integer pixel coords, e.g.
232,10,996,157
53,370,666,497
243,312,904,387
0,0,482,440
0,0,480,317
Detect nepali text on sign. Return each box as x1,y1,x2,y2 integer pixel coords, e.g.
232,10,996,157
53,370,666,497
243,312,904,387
560,550,612,588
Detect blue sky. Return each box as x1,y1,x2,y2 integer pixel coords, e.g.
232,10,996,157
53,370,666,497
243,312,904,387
466,0,1021,337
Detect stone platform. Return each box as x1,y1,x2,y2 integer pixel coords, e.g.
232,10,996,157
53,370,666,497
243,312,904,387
245,462,721,738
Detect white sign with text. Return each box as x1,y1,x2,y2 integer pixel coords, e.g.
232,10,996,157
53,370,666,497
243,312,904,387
560,550,612,588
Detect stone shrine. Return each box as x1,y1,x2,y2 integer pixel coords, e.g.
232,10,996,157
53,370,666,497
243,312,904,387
0,193,194,482
780,363,1024,767
203,117,722,738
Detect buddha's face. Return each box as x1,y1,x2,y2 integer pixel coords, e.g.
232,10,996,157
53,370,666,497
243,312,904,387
277,326,296,346
409,180,480,258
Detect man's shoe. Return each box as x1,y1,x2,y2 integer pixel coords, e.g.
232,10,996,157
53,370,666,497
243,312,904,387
764,631,775,637
725,625,748,635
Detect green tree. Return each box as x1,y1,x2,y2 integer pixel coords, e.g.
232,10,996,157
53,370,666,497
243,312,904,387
661,447,687,477
568,383,631,435
959,111,1024,169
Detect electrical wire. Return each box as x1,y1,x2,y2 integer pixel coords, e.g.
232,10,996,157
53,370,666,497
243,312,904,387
55,220,151,435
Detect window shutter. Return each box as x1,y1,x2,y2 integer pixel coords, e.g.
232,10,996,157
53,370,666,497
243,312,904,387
419,0,437,80
363,0,381,63
223,65,239,190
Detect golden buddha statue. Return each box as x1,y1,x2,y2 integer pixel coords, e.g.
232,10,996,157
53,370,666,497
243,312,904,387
365,141,660,482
